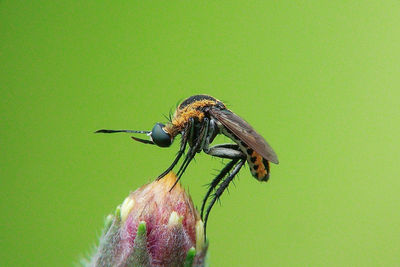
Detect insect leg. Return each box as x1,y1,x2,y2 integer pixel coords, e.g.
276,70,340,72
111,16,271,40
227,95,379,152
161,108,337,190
204,143,246,159
200,141,246,219
202,119,245,159
200,158,239,219
176,118,209,178
169,148,196,191
199,118,217,151
169,118,210,191
175,147,195,178
196,117,209,153
204,159,246,238
157,118,194,180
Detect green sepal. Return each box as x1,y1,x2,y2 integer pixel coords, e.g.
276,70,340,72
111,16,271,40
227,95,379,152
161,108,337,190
114,205,121,222
87,207,122,266
184,247,196,267
126,221,151,266
103,214,114,233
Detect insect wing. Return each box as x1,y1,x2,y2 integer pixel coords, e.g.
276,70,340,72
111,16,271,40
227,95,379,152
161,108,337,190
210,108,279,164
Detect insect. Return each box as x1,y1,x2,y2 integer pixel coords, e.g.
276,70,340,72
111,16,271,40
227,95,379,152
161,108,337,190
96,95,279,235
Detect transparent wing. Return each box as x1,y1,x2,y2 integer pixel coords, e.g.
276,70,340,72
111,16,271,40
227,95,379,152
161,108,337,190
210,108,279,164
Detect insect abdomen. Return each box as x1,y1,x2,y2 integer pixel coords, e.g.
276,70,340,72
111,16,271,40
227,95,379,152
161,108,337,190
246,148,270,181
221,128,270,181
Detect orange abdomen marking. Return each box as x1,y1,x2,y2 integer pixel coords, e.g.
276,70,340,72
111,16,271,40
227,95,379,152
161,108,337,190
220,127,271,182
246,149,270,181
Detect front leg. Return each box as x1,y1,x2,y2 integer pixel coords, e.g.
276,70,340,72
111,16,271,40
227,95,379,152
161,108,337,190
169,117,210,191
157,118,194,180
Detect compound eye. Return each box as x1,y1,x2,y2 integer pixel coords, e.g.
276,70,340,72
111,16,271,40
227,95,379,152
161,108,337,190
151,123,172,147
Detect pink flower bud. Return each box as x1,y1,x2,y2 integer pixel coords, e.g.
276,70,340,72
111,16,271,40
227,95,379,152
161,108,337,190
86,172,208,267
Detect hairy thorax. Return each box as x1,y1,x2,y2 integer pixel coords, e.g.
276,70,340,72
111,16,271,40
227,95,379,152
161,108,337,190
165,97,225,137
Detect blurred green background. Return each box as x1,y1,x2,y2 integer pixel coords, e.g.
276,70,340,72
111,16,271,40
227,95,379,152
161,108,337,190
1,1,400,266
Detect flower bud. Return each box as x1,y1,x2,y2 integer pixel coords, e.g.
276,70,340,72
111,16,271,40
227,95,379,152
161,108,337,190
85,172,208,267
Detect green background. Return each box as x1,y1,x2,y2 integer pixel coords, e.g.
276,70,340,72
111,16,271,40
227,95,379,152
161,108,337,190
1,1,399,266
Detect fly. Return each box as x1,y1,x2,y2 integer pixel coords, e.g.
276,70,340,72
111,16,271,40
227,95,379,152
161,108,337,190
96,94,279,235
